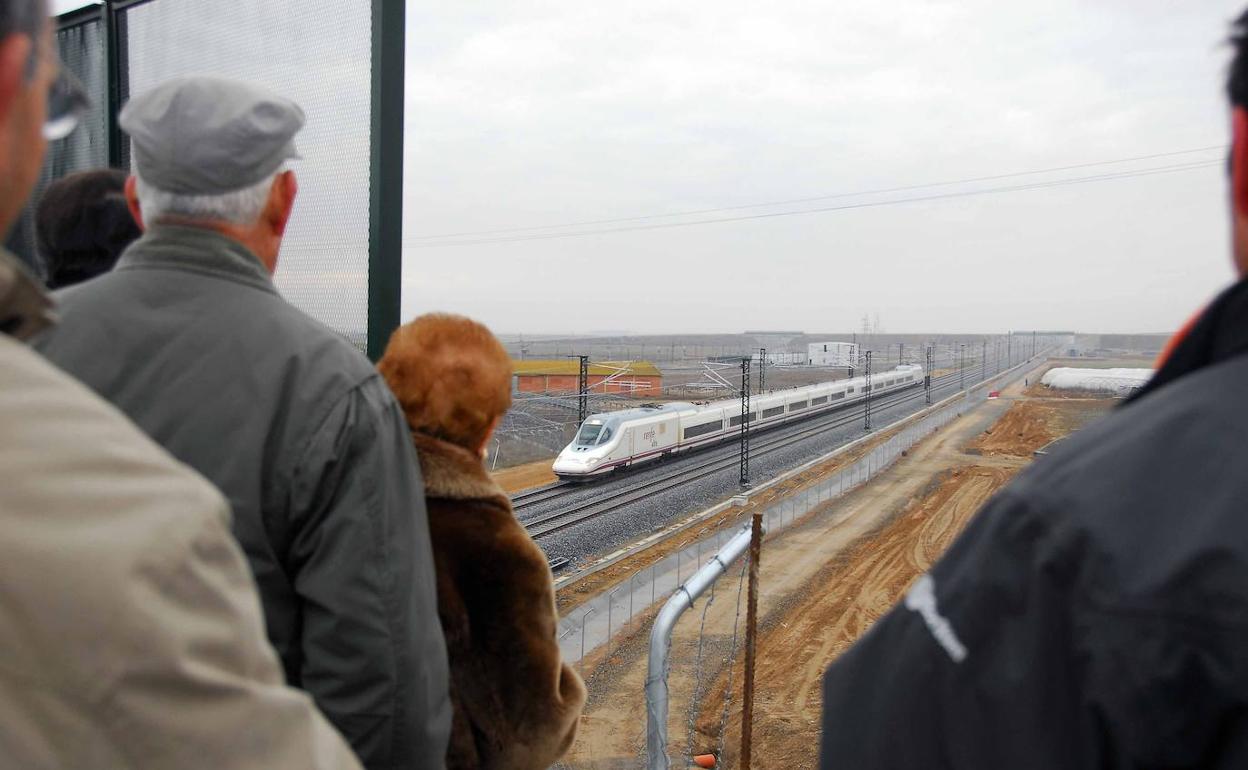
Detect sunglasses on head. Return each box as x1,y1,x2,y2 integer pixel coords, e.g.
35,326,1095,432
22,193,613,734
44,65,90,141
27,38,91,142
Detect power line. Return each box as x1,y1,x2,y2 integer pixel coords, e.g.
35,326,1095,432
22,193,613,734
404,159,1220,249
407,144,1225,243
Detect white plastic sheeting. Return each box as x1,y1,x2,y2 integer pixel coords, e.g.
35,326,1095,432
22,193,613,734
1040,367,1153,396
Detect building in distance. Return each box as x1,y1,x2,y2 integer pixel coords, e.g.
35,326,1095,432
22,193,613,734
513,359,663,397
808,342,859,368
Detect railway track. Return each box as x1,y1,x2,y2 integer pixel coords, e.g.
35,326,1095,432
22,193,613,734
509,371,943,514
513,370,965,517
510,481,574,508
522,367,983,538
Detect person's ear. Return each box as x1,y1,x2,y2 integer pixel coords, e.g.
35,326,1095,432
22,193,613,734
1233,109,1248,220
477,415,502,458
124,175,145,231
0,33,31,127
265,170,298,236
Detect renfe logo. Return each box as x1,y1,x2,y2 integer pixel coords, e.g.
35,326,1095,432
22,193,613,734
643,430,656,441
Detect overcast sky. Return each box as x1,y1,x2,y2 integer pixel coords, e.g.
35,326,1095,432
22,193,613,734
49,0,1247,336
403,1,1245,336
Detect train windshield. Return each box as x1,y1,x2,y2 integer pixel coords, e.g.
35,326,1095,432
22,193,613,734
575,423,604,445
575,423,614,446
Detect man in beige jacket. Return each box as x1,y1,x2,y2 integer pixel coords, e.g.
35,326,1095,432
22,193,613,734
0,2,363,766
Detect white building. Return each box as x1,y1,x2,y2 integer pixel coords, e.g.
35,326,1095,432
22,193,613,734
751,351,806,366
808,341,859,368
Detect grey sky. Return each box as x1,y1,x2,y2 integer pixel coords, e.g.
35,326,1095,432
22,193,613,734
403,1,1244,336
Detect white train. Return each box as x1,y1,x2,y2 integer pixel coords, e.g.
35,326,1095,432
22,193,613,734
553,364,925,480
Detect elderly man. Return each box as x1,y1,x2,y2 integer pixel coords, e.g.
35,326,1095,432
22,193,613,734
37,76,450,769
1,1,361,767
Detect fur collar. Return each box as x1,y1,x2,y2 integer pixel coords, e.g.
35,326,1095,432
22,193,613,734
412,431,509,503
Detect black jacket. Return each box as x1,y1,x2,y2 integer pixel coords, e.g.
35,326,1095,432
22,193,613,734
821,278,1248,769
36,226,451,770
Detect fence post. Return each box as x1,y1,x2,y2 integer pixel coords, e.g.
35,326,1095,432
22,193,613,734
580,606,598,675
607,588,616,656
367,0,407,361
629,574,635,632
740,512,765,770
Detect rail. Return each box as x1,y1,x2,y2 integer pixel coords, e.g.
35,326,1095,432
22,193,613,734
519,368,970,532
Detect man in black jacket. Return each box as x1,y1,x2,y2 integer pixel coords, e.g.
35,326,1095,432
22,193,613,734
820,11,1248,769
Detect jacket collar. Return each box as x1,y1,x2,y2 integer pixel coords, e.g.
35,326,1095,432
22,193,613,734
0,249,55,341
1129,275,1248,402
115,223,278,295
411,431,509,503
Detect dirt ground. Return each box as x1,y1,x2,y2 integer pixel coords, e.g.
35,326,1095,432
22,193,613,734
966,397,1110,457
691,463,1018,769
559,365,1111,769
492,457,558,493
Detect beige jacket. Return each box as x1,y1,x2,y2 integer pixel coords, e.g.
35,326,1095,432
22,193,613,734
0,252,362,769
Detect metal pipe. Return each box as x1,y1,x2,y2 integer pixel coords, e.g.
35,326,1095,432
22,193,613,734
645,523,760,770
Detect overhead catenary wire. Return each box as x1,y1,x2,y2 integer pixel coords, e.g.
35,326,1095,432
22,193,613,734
407,144,1225,244
405,158,1221,249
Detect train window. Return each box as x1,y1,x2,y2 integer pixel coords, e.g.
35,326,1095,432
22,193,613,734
811,395,828,405
728,412,756,426
762,405,785,418
598,427,613,444
575,423,603,445
790,401,808,411
847,387,855,394
684,420,724,439
829,391,845,401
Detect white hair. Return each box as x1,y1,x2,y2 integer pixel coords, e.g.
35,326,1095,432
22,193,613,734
134,168,281,226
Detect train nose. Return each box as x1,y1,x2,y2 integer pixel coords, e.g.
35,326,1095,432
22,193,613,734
552,453,587,475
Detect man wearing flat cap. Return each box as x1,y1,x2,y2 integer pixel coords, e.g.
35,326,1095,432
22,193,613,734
37,76,451,770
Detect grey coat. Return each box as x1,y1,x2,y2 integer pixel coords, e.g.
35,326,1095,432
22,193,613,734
37,224,451,770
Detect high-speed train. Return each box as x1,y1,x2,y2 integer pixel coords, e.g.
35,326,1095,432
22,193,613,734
553,364,924,480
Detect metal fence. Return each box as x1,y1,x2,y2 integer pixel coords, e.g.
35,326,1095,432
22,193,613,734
18,0,405,358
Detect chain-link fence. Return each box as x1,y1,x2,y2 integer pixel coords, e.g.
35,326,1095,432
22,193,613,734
18,0,404,356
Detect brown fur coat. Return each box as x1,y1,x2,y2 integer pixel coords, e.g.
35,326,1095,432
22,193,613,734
412,432,586,770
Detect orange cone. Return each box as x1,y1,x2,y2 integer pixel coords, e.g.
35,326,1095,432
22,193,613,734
692,754,716,768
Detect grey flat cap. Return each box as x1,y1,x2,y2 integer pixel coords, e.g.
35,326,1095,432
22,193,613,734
120,76,304,195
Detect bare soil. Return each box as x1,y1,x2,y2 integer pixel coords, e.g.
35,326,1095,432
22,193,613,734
688,463,1017,769
492,458,558,493
967,401,1058,456
970,399,1112,457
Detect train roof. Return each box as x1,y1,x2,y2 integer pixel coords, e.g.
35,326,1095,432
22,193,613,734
582,401,698,426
